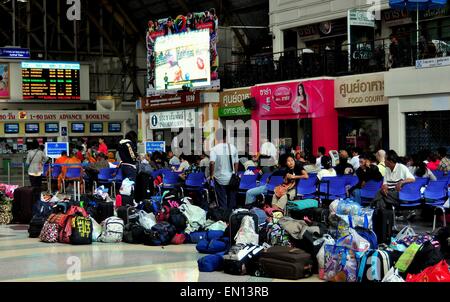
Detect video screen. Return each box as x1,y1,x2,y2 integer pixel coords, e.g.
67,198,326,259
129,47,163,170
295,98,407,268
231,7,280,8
90,123,103,133
71,123,85,133
45,123,59,133
108,122,122,133
4,123,19,134
25,123,40,134
154,30,211,91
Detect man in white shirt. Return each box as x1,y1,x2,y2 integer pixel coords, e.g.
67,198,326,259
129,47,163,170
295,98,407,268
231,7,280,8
260,136,278,169
372,150,415,209
199,153,210,178
210,129,239,210
349,147,361,171
315,146,326,169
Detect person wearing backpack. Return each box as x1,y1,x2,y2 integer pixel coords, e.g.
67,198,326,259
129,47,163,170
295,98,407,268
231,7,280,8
117,131,138,182
26,139,48,192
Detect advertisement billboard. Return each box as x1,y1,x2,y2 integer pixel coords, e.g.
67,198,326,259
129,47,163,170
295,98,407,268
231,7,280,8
154,30,211,91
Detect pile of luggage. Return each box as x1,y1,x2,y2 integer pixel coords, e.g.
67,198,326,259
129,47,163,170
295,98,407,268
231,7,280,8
196,198,450,282
10,181,450,282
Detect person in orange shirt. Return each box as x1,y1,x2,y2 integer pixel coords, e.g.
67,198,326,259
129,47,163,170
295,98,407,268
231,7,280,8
55,151,69,165
58,151,83,193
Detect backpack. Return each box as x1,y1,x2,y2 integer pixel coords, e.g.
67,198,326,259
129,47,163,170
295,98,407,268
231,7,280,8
98,217,124,243
356,227,378,250
123,223,145,244
59,206,89,244
156,205,171,222
357,249,392,282
70,216,93,245
29,201,53,238
39,213,68,243
168,208,187,233
143,221,176,246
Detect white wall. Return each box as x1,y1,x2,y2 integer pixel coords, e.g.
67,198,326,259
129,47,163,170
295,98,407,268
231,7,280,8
270,0,390,53
386,66,450,155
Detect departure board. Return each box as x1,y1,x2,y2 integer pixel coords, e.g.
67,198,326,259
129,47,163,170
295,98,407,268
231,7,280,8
21,61,80,100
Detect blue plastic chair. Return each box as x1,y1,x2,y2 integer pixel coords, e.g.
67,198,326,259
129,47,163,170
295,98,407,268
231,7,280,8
414,177,430,188
266,176,285,193
340,175,359,187
62,167,84,198
433,170,445,179
184,172,208,202
360,180,383,203
94,168,116,192
259,173,272,186
161,171,181,189
424,180,449,231
319,177,346,200
399,182,423,204
239,174,258,191
51,164,62,180
296,177,317,199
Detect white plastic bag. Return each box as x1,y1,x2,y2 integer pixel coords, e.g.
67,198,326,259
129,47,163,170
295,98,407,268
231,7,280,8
90,217,102,242
382,267,405,282
119,178,135,196
337,228,371,253
138,210,156,230
234,216,259,246
395,226,416,242
314,234,335,280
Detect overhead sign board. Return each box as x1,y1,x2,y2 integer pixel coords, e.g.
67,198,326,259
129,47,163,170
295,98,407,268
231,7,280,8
45,142,69,159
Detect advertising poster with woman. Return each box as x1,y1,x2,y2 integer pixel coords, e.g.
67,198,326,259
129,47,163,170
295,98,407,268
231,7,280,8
0,63,9,98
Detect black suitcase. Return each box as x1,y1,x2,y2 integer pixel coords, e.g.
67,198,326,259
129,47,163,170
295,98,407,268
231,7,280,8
229,209,259,245
28,216,46,238
12,186,41,224
134,174,154,203
373,208,394,244
94,201,114,224
258,246,314,280
117,206,139,225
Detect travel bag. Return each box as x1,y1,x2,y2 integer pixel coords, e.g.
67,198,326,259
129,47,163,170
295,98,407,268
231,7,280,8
229,209,259,245
373,208,394,244
12,186,41,223
223,244,265,275
258,246,314,280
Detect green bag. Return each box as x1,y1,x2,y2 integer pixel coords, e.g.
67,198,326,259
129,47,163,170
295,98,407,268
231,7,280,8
395,243,421,273
286,199,319,211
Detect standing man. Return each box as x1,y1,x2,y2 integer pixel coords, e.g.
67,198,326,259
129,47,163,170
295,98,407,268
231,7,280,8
210,129,239,210
260,135,278,173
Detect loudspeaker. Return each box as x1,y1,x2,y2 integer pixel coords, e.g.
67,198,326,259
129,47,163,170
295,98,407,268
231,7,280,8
243,97,257,110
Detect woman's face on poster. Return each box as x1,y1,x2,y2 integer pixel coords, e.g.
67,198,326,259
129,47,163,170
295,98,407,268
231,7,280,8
298,84,304,96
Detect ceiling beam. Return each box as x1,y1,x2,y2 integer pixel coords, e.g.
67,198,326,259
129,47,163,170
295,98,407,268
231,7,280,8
87,11,142,97
31,0,75,48
97,0,138,36
0,2,44,47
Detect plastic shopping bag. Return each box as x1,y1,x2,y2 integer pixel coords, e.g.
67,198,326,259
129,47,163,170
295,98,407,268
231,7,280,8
406,260,450,282
324,244,360,282
382,267,405,282
314,234,335,280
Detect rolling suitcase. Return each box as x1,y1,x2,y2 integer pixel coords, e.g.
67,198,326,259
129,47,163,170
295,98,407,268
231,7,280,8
12,186,41,224
373,208,394,245
258,246,314,280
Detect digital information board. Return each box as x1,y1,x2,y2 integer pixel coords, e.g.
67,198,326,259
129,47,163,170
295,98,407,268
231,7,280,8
21,62,80,100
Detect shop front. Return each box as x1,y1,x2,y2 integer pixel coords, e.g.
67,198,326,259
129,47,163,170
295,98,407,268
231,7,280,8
335,72,389,152
386,64,450,156
139,91,219,155
250,78,337,158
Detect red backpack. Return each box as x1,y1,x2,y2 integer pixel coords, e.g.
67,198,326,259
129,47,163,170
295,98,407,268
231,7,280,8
59,206,89,244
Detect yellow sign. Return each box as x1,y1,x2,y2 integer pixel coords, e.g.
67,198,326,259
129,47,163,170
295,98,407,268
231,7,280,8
335,73,388,108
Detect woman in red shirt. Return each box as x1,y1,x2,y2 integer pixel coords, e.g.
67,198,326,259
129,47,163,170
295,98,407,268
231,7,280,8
98,138,108,155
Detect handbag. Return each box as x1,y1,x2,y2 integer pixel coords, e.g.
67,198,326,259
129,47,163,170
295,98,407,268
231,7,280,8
227,144,240,191
274,184,289,199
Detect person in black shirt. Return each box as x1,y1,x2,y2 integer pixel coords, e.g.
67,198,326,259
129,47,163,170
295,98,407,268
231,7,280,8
272,154,308,211
335,150,355,175
349,153,383,204
117,131,138,183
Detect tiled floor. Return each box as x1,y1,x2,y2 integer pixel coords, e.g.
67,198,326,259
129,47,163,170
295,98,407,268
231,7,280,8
0,225,321,282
